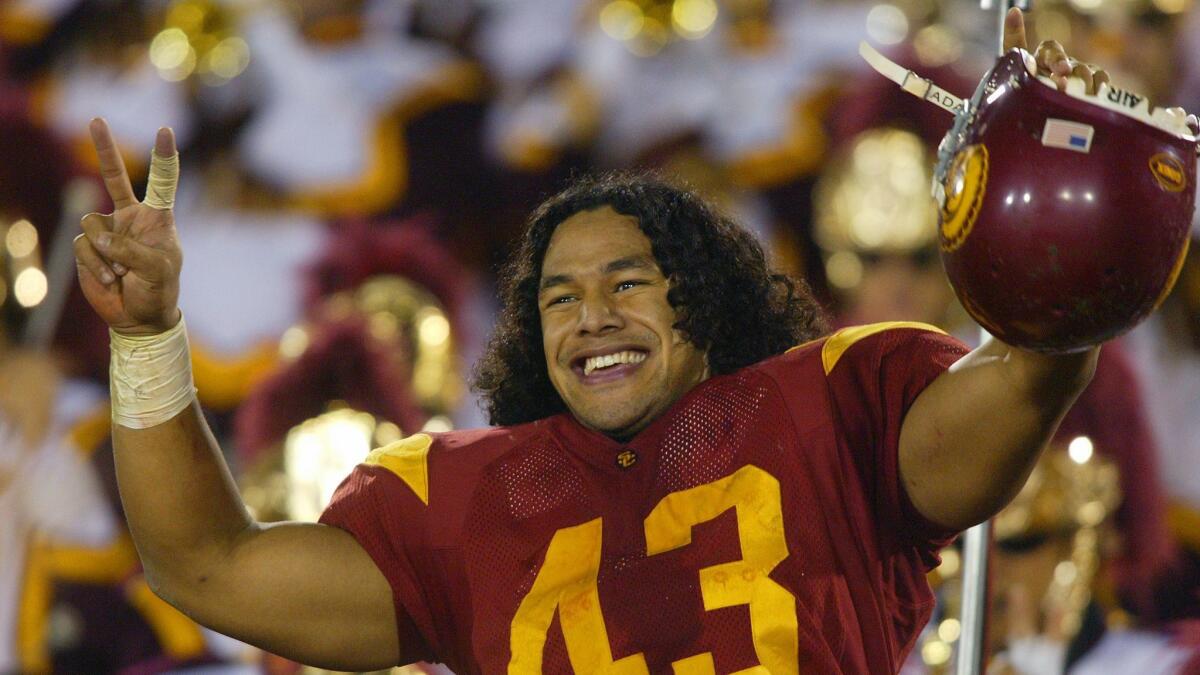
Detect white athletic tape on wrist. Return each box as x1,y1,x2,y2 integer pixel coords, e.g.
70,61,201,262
143,150,179,210
110,317,196,429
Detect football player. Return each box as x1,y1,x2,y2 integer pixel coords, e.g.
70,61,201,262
72,10,1121,673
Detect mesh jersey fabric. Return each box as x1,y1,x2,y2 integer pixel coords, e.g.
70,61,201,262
319,323,969,673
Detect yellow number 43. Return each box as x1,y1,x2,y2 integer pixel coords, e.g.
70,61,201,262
508,465,798,674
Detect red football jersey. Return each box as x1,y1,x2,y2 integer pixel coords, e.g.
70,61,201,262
320,323,968,673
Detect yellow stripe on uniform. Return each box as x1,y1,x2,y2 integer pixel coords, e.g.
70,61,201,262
1168,500,1200,554
125,578,206,659
17,406,120,672
364,434,433,505
18,536,143,671
820,322,947,375
17,543,52,673
189,338,279,411
68,403,112,457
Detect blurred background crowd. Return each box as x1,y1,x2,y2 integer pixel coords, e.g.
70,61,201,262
1,0,1200,672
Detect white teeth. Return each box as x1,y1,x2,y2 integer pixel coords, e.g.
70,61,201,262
582,350,647,376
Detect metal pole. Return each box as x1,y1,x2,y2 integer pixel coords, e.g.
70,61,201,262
957,3,1034,671
21,179,102,349
955,520,991,675
955,325,1009,675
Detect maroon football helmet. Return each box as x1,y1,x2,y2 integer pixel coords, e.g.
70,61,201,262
864,45,1198,352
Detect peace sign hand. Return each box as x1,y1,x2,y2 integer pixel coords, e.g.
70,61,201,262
73,118,183,336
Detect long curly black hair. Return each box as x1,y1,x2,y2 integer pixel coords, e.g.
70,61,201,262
473,171,828,426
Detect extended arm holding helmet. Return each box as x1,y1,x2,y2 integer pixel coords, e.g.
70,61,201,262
72,120,402,669
898,339,1098,531
897,10,1111,532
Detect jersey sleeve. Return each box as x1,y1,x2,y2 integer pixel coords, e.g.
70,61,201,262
821,323,970,553
318,434,440,665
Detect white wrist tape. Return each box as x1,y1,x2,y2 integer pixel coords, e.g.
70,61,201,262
110,317,196,429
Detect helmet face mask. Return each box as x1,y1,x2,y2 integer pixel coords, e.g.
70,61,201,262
865,44,1198,352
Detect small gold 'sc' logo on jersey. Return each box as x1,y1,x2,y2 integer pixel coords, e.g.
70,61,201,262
615,449,638,469
1149,153,1187,193
940,144,989,252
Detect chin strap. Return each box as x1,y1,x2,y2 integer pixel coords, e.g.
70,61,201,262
859,42,964,115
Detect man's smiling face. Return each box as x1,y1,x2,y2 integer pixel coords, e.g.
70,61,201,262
539,206,710,439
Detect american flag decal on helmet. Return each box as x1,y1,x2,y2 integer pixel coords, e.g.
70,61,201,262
1042,118,1095,153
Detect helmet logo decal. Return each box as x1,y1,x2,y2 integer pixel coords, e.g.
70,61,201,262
1042,119,1094,154
1149,153,1187,192
939,144,989,252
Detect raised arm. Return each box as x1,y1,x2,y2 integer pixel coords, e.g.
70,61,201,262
72,119,401,670
898,339,1097,531
897,9,1109,532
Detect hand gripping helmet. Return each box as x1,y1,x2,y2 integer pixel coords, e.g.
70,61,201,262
862,44,1199,352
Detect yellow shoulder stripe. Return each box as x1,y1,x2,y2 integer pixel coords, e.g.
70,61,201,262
364,434,433,505
821,322,947,375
